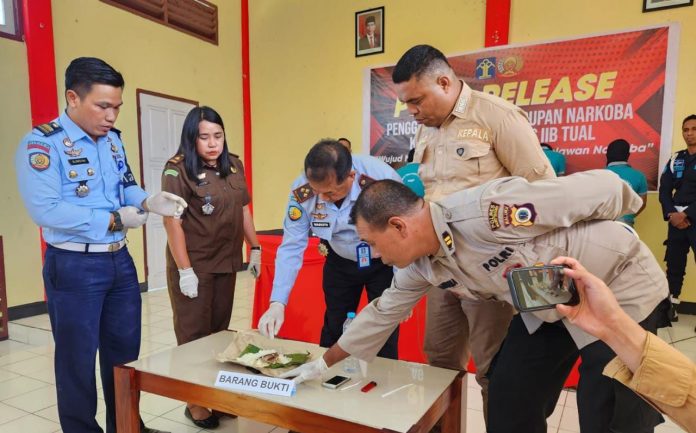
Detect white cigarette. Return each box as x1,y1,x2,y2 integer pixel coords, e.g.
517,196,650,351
381,383,413,398
340,380,362,391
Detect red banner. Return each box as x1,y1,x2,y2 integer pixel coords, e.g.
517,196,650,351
364,25,678,190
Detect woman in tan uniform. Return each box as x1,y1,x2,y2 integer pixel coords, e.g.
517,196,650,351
162,106,261,429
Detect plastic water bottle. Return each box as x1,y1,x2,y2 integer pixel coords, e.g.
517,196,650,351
342,312,358,373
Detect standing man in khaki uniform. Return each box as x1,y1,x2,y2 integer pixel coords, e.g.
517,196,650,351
283,170,668,433
391,44,554,412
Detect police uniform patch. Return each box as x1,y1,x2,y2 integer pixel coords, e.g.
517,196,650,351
358,174,375,189
29,152,50,171
503,203,537,227
288,205,303,221
488,202,501,230
34,121,63,137
456,148,465,156
453,95,468,114
168,154,184,164
312,213,327,220
481,247,515,272
164,169,179,177
292,183,314,203
438,279,458,289
441,231,454,250
64,148,83,157
27,141,50,153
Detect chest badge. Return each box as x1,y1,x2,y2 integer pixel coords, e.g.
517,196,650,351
318,241,329,257
456,148,465,156
62,137,74,148
87,168,95,176
64,148,83,157
69,170,78,179
230,166,237,174
202,194,215,215
75,181,90,197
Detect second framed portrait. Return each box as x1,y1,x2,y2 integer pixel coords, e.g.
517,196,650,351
355,7,384,57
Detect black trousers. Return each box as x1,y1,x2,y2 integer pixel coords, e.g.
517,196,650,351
665,223,696,298
487,303,667,433
319,248,399,359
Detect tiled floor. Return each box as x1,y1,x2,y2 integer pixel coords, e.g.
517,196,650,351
2,272,695,433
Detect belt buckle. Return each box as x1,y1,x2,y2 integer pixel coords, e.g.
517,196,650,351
108,242,120,252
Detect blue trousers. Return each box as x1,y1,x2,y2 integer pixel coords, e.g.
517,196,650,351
43,245,142,433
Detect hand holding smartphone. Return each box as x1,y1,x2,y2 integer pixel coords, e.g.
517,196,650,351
507,265,579,312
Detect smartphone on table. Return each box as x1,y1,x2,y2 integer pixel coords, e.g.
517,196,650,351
506,265,579,312
321,375,351,389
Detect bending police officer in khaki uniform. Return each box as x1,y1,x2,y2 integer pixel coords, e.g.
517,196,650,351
284,170,668,433
391,44,554,415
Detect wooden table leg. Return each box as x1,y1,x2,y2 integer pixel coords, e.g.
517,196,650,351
115,365,140,433
440,373,464,433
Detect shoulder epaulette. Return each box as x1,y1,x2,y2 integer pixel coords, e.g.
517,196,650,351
110,127,122,138
228,152,240,159
358,174,375,189
34,121,62,137
168,154,184,164
292,183,314,203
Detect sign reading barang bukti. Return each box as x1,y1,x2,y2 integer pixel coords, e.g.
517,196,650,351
363,25,679,190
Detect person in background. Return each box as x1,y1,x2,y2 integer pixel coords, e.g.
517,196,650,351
659,114,696,322
15,57,181,433
554,256,696,433
337,137,351,152
391,44,554,420
396,148,425,197
541,143,566,176
257,139,401,360
162,106,261,429
605,138,648,226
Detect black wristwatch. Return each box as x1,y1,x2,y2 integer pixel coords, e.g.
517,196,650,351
110,211,124,232
250,246,261,251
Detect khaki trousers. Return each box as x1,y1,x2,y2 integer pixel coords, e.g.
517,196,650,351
167,270,237,345
423,288,514,420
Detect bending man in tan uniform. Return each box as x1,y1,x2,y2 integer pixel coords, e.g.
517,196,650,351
391,44,554,414
283,170,668,433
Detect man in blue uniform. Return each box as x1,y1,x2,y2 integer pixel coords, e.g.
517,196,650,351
659,114,696,322
605,138,648,226
258,139,401,359
15,57,185,433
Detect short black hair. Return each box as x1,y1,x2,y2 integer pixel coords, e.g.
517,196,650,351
683,114,696,127
305,139,353,183
65,57,124,97
606,139,630,164
392,45,452,84
365,15,376,24
351,179,422,230
178,106,233,179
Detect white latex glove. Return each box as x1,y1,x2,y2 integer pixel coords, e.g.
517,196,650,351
279,356,328,384
146,191,188,217
249,248,262,279
117,206,148,229
178,267,198,298
258,302,284,338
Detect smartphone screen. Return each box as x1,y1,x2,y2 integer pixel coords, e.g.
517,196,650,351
507,265,578,312
322,375,350,389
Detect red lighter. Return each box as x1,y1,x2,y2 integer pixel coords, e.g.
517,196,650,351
361,381,377,392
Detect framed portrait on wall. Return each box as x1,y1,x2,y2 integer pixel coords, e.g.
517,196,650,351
355,7,384,57
643,0,693,12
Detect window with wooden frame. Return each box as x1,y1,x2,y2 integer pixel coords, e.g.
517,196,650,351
0,0,23,42
101,0,218,45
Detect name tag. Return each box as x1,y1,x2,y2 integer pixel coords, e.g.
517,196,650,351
356,242,371,269
312,222,330,228
214,371,295,397
68,158,89,165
